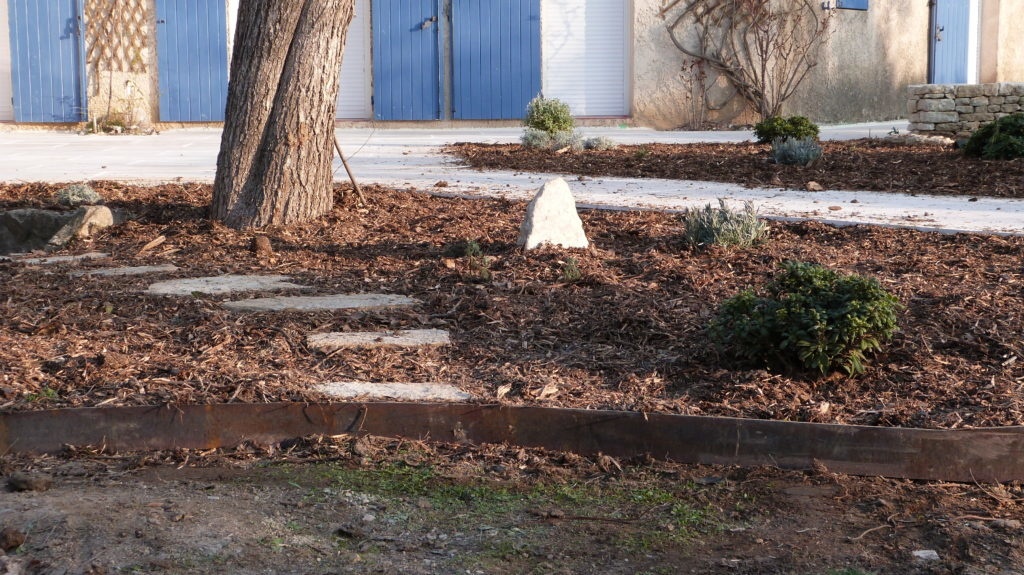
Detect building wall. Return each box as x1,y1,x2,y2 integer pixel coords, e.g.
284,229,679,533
995,0,1024,81
631,0,929,129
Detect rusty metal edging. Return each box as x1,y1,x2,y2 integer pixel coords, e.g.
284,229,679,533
2,402,1023,482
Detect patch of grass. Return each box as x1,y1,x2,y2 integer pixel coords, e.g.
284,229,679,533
25,387,58,402
560,257,582,283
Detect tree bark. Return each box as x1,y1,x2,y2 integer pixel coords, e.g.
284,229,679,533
212,0,354,229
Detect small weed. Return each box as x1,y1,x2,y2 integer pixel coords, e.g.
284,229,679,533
560,257,582,283
633,146,651,159
583,136,618,151
443,239,492,282
771,136,822,166
25,388,58,402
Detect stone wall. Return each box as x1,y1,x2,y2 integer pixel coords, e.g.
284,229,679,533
907,83,1024,138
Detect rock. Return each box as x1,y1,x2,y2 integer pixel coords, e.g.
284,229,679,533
70,264,179,278
8,472,53,492
805,181,824,192
0,209,76,254
314,382,473,402
516,178,589,250
46,206,115,248
0,528,25,552
55,183,103,207
992,518,1022,531
222,294,417,313
0,555,26,575
307,329,450,352
912,549,940,561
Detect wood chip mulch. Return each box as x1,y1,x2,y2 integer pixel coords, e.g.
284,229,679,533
1,181,1022,429
446,139,1024,198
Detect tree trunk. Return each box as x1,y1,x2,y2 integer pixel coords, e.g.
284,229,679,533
211,0,354,229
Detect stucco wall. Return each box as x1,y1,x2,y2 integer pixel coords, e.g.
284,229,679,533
996,0,1024,81
632,0,929,129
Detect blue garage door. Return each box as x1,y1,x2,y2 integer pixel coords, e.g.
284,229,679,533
452,0,540,120
372,0,441,121
7,0,86,123
155,0,229,122
931,0,970,84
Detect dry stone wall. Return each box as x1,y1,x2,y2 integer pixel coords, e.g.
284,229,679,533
907,83,1024,138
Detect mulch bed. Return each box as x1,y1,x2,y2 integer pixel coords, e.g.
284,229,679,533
1,181,1022,429
447,139,1024,198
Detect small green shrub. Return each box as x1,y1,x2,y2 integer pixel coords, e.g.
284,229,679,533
963,113,1024,159
521,128,553,150
561,257,582,282
551,130,584,152
772,136,822,166
583,136,618,151
709,261,902,375
55,183,103,207
524,95,574,135
754,115,820,144
681,199,769,249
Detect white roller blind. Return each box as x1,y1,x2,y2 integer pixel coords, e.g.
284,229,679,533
0,0,13,121
541,0,629,117
336,0,371,119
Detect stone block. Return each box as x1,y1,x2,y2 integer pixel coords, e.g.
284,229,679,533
991,96,1005,105
1005,96,1020,104
916,111,959,123
961,122,980,132
989,105,1004,113
934,123,962,132
916,98,955,112
981,83,1002,95
970,97,989,106
995,112,1009,120
955,106,974,113
923,93,949,99
963,112,994,122
907,84,935,96
1002,104,1021,113
908,122,935,131
954,84,984,98
517,178,589,250
906,99,919,113
955,97,971,105
998,83,1022,96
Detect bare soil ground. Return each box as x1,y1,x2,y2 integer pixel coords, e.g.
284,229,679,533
1,166,1023,573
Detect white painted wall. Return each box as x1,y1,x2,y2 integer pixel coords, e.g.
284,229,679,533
0,0,14,121
541,0,631,117
968,0,981,83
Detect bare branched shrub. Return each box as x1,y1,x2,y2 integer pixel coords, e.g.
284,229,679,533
661,0,832,120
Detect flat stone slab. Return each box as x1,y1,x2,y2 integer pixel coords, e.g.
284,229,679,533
314,382,473,402
222,294,418,313
11,252,110,265
307,329,450,351
146,274,306,296
71,264,180,277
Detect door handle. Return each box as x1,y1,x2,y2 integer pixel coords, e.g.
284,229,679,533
420,16,437,30
935,25,944,42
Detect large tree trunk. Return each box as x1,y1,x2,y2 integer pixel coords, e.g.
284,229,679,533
211,0,354,229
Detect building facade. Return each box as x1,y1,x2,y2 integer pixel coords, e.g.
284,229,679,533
0,0,1019,128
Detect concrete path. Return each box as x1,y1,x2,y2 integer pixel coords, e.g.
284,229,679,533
2,121,1022,235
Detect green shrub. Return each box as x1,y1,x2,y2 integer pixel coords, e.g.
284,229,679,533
771,136,822,166
524,96,574,135
963,113,1024,159
754,115,820,144
709,261,902,375
583,136,618,151
521,128,553,150
551,130,584,152
55,183,103,207
681,199,769,248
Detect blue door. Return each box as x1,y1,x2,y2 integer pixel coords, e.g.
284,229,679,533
931,0,970,84
372,0,441,120
7,0,86,123
452,0,540,120
155,0,229,122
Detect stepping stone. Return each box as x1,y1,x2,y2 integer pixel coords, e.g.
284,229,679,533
5,252,110,265
222,294,418,313
147,274,305,296
307,329,450,352
314,382,473,402
71,264,180,278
